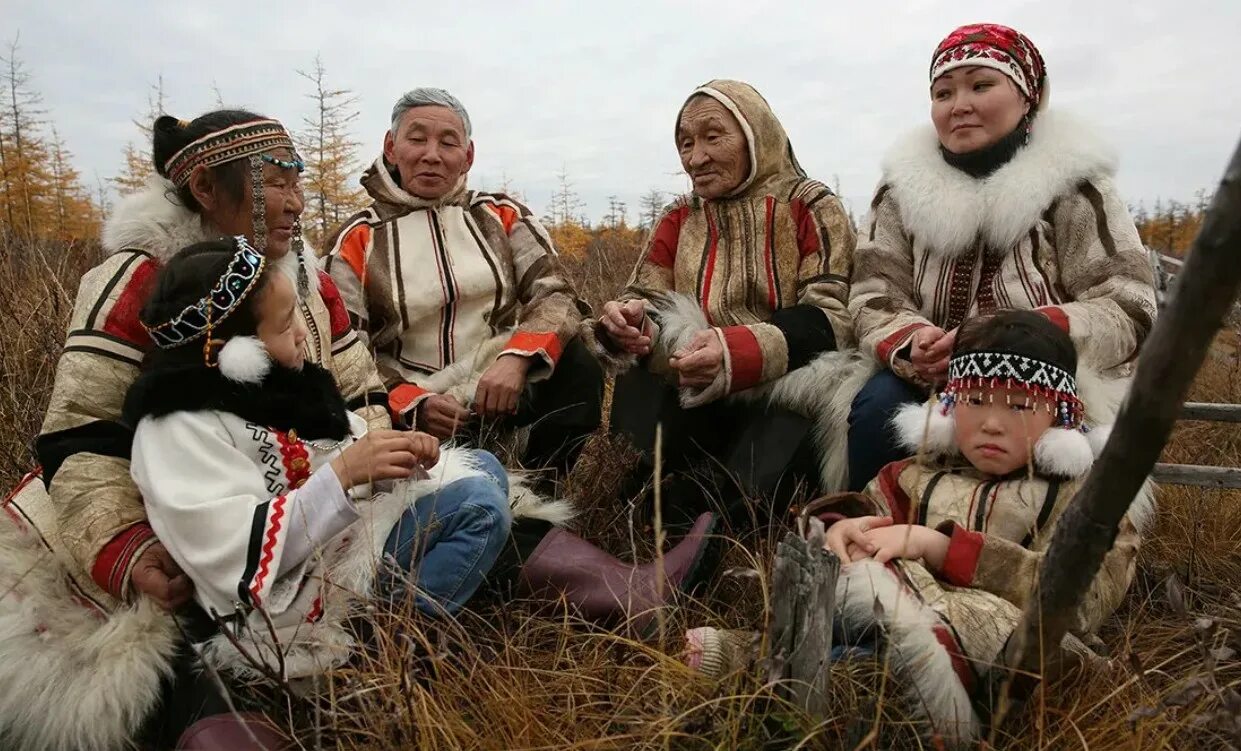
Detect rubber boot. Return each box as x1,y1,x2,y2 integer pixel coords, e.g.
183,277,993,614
516,511,717,634
176,712,287,750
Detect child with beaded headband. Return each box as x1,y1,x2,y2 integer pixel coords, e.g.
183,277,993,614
122,237,514,681
684,311,1151,745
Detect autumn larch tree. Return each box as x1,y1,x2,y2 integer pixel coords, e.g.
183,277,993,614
297,55,366,251
112,76,166,197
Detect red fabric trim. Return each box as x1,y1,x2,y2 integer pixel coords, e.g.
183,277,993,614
482,202,520,235
2,466,40,507
763,196,777,310
1036,305,1071,334
940,522,985,586
789,198,821,259
503,331,564,366
932,624,976,693
337,223,371,282
305,596,324,623
876,322,929,365
249,494,289,606
274,431,312,489
646,205,687,269
390,383,431,416
102,258,159,349
874,458,915,524
91,522,156,598
700,210,720,325
317,273,353,339
720,326,764,392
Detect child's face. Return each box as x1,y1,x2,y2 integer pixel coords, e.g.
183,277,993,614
953,385,1056,476
253,273,307,370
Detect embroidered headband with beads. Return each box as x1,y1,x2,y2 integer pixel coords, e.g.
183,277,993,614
939,350,1084,429
144,236,267,350
163,118,301,188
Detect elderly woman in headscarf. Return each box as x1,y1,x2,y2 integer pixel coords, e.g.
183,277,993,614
846,23,1158,491
0,109,390,750
597,79,865,532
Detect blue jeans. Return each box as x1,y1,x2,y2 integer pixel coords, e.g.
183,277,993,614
380,449,512,616
846,369,926,492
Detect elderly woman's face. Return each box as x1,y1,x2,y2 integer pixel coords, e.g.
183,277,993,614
383,105,474,199
677,96,750,200
193,148,304,259
931,67,1030,155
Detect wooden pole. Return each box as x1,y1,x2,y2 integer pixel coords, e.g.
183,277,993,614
997,138,1241,709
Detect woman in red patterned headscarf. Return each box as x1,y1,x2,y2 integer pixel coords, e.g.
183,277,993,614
846,23,1157,490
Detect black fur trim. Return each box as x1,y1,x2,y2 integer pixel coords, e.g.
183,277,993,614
122,361,351,440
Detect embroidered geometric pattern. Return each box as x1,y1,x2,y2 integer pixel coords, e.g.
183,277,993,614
930,23,1047,106
247,494,288,606
947,350,1077,395
248,423,285,496
144,236,266,349
164,118,296,187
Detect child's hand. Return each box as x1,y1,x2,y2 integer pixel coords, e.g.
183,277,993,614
408,431,441,468
331,429,421,491
856,524,951,567
823,515,894,562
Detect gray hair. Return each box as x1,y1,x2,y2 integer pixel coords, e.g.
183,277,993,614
390,87,472,140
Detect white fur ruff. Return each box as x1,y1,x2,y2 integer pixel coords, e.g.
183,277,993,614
836,560,980,745
0,486,177,751
881,111,1117,256
218,336,272,384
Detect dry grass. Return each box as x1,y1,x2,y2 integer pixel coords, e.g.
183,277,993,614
1,232,1239,749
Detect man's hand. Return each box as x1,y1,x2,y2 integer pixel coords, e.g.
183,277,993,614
474,354,532,418
910,326,955,384
416,394,472,439
599,299,652,355
855,524,951,568
669,329,725,388
130,542,192,611
823,515,893,562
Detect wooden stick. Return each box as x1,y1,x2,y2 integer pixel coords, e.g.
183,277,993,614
1152,463,1241,489
1178,402,1241,423
998,138,1241,709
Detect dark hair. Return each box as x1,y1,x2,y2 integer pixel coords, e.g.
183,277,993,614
152,109,266,213
139,239,275,371
953,310,1077,375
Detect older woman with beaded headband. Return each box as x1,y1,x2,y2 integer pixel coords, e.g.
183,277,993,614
845,23,1158,491
0,109,391,750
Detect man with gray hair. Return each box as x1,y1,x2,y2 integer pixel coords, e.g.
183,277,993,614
325,87,602,477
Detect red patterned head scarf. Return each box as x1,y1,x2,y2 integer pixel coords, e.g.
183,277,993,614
931,24,1047,109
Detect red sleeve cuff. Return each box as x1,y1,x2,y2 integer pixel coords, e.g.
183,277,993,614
937,521,985,586
877,322,930,367
92,522,157,599
1035,306,1071,334
720,325,764,392
389,383,432,425
501,331,564,371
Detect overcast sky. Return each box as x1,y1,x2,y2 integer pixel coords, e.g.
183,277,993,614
9,0,1240,224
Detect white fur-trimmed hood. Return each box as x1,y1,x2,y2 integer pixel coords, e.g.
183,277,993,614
880,110,1117,256
101,175,320,293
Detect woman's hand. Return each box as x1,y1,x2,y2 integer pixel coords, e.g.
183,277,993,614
417,394,472,439
669,329,724,388
408,431,441,468
854,524,951,568
331,429,426,490
823,515,894,562
599,299,652,355
910,326,955,384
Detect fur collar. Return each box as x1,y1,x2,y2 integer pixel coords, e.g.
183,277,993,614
880,110,1117,255
101,175,321,293
123,360,351,440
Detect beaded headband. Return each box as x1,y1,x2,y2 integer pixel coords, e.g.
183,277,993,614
938,350,1084,429
163,118,299,188
144,236,267,350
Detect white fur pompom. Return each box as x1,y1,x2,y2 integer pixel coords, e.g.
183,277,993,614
218,336,271,384
1034,427,1095,478
891,401,958,455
